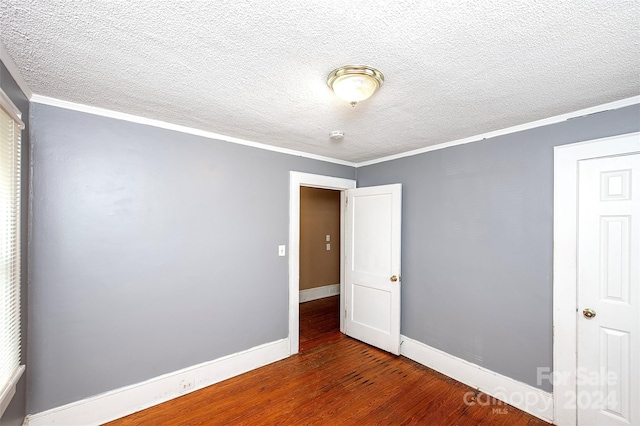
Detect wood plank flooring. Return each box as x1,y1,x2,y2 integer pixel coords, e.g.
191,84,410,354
299,295,341,352
107,297,551,425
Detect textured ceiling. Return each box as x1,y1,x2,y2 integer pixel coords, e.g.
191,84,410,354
1,1,639,163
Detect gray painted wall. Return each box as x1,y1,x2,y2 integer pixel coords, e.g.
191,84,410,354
20,80,640,412
28,103,355,413
0,60,29,426
357,104,640,392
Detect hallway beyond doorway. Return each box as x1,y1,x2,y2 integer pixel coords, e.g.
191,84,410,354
299,295,340,352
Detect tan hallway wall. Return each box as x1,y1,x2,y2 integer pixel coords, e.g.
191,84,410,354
299,187,340,290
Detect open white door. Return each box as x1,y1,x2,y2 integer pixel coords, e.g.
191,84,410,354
344,184,401,355
577,152,639,426
554,132,640,425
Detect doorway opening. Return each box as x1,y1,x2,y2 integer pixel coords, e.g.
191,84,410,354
288,172,356,355
299,187,341,352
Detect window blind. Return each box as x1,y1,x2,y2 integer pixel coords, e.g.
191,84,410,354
0,89,23,405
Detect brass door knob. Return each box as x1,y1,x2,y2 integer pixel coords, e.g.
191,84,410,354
583,308,596,319
390,275,399,282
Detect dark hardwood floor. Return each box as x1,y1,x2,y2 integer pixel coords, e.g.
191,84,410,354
107,296,550,425
299,295,341,352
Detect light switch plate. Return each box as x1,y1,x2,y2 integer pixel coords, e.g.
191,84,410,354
326,234,330,242
326,243,331,251
278,245,286,256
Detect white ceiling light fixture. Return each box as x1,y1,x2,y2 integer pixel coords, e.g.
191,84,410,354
327,65,384,107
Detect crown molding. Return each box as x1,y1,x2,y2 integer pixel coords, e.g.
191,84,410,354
29,94,358,167
28,93,640,168
356,95,640,167
0,40,33,99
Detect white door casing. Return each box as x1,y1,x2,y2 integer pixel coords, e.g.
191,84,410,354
554,132,640,426
289,172,356,355
344,184,402,355
577,153,639,426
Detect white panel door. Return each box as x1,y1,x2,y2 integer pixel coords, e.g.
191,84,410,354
577,153,639,426
344,184,401,355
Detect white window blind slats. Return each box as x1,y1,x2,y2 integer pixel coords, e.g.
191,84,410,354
0,90,24,130
0,97,22,398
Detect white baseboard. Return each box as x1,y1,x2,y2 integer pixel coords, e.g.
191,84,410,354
400,335,553,423
299,284,340,303
25,338,290,426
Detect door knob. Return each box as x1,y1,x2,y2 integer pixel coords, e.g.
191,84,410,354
583,308,596,319
390,275,399,282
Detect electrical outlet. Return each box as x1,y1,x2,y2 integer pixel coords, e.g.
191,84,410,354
179,379,194,393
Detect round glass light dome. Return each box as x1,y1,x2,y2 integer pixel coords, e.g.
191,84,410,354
327,65,384,107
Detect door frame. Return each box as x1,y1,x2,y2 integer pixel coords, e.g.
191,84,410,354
553,132,640,425
288,172,356,355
